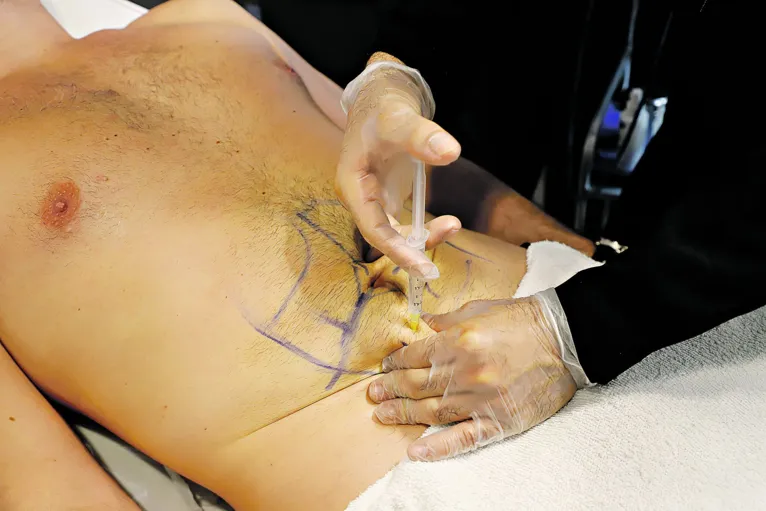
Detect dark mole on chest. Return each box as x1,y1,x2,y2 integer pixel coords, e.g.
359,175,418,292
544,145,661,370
40,180,81,230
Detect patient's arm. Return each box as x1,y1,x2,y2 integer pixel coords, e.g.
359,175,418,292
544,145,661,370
0,0,71,78
0,343,138,511
129,0,346,129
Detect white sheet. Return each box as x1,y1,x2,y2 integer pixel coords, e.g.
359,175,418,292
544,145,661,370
40,0,146,39
348,242,766,510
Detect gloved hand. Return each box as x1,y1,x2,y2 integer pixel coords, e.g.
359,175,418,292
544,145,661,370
336,52,461,279
368,290,587,461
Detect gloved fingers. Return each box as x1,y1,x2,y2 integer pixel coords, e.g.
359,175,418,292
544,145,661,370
382,329,460,372
406,418,505,462
368,368,451,402
424,215,461,249
345,193,439,280
336,135,436,278
373,397,436,425
373,396,471,426
375,100,461,165
398,215,462,251
422,299,508,333
334,142,380,216
365,215,461,262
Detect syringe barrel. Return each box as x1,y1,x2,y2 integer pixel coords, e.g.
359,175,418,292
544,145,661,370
411,159,426,241
408,276,425,315
406,228,429,318
407,158,428,330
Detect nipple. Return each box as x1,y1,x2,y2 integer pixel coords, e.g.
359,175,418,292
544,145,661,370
41,180,81,230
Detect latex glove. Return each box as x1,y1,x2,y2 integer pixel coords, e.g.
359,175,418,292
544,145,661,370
336,52,461,280
368,290,586,461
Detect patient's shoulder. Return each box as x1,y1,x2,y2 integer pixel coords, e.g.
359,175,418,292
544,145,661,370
129,0,260,31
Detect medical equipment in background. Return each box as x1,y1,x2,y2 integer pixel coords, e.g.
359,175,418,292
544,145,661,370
534,0,674,239
407,159,428,331
576,84,667,233
572,0,671,235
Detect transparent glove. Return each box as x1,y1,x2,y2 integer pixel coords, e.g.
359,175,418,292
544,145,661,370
336,52,461,279
368,289,588,461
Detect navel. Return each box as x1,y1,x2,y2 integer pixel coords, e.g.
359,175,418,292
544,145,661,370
40,179,81,230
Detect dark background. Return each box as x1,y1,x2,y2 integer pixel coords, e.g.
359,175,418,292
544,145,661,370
131,0,671,231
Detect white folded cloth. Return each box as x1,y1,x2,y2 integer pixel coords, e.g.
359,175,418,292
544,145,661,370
348,241,766,510
41,0,146,39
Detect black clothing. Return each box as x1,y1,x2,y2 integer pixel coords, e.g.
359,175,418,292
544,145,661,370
557,2,766,382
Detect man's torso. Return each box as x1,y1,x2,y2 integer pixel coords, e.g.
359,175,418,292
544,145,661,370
0,12,526,509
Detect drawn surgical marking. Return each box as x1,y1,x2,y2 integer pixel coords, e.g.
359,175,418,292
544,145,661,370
425,283,441,299
445,241,492,262
271,227,311,323
245,201,388,389
246,201,487,389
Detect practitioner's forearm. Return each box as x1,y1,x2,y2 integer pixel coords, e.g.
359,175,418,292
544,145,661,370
428,158,594,255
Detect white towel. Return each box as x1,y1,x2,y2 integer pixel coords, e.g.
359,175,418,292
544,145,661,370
347,241,766,510
41,0,146,39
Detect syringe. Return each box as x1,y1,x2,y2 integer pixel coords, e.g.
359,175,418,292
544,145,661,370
407,158,429,331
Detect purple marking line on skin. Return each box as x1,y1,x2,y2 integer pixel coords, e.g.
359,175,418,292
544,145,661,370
271,227,311,323
445,241,492,262
320,288,397,389
318,313,349,332
325,290,373,389
240,309,373,375
452,259,473,306
258,200,399,389
324,372,342,389
352,265,362,296
318,288,398,334
297,211,369,274
425,283,441,299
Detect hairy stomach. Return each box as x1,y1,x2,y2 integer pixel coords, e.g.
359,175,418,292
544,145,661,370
0,27,527,500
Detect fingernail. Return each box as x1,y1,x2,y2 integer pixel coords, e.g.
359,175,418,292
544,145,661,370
382,357,394,373
414,263,439,281
428,132,460,158
409,444,431,462
369,382,384,402
374,406,392,425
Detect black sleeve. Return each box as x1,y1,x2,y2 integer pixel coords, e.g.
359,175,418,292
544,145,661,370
555,5,766,383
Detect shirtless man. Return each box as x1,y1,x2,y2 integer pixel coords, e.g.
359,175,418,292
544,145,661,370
0,1,574,509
